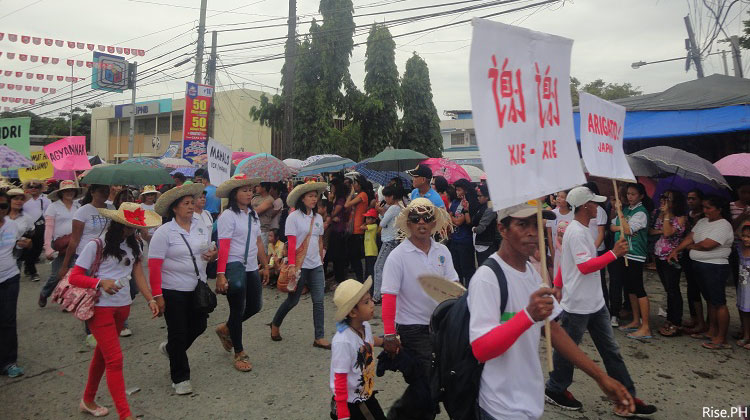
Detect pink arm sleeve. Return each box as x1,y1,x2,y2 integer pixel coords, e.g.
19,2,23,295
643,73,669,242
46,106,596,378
68,265,99,289
553,267,563,289
217,238,231,273
470,310,534,363
576,250,616,275
148,258,164,297
382,293,397,335
287,235,297,266
334,373,350,419
43,216,55,254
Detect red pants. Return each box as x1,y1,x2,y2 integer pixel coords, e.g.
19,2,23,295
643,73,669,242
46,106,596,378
84,306,131,419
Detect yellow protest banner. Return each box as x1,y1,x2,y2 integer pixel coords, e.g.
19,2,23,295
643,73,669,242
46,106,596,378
19,151,54,182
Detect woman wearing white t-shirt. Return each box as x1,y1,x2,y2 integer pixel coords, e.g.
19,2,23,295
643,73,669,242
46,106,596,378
149,183,214,394
668,196,734,350
546,191,573,277
59,184,112,280
69,202,161,419
214,175,270,372
193,189,213,231
6,189,33,270
270,182,329,349
38,180,84,307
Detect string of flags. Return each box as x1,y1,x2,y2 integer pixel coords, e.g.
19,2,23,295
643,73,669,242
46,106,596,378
1,96,37,105
0,83,57,93
0,33,145,56
0,52,94,67
0,70,81,83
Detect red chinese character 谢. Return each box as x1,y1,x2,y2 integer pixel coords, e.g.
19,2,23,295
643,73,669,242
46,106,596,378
488,55,526,128
534,63,560,128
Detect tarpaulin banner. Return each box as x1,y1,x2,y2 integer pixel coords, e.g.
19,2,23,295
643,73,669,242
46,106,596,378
0,116,31,157
18,151,54,181
579,92,634,182
182,82,213,162
44,136,92,171
469,19,585,210
207,138,231,186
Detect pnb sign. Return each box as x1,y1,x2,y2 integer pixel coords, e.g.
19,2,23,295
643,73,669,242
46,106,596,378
92,52,129,92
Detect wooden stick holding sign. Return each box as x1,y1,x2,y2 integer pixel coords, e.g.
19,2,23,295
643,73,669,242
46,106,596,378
535,200,554,371
612,180,629,267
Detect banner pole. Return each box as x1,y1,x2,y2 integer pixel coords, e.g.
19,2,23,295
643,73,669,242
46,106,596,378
536,200,554,371
612,179,629,267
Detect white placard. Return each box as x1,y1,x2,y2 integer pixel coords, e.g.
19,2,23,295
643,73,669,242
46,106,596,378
207,138,231,186
469,19,586,211
579,92,634,182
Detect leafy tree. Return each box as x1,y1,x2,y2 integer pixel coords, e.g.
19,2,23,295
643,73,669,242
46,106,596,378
0,101,99,141
318,0,355,112
570,77,642,106
741,11,750,49
398,53,442,157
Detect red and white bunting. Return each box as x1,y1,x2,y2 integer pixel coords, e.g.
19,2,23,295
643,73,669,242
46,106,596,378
0,69,81,83
0,33,145,55
0,96,36,105
1,51,92,67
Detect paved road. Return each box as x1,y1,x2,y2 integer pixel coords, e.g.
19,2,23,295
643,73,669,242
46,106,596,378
1,261,748,419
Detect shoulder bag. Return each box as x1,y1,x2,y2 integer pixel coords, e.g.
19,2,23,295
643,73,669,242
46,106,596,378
51,238,104,321
277,214,315,293
180,233,217,314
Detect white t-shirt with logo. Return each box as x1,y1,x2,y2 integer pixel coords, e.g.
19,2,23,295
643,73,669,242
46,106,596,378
285,210,325,270
76,239,139,307
0,219,22,283
468,254,562,420
588,205,608,252
217,208,262,272
546,207,574,233
74,204,114,256
560,220,606,314
689,218,734,265
149,219,211,292
329,321,376,403
45,200,79,239
381,239,459,326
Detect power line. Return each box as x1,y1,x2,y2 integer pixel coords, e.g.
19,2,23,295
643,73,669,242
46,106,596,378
125,0,278,17
0,0,44,21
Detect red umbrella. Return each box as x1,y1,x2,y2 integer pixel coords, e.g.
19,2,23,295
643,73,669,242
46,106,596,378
421,158,471,184
232,151,255,166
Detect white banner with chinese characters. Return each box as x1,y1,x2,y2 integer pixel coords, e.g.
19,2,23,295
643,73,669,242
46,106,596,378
579,92,635,182
469,19,585,211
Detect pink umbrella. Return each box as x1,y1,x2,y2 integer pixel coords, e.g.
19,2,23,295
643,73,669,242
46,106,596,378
232,151,255,166
421,158,471,184
714,153,750,177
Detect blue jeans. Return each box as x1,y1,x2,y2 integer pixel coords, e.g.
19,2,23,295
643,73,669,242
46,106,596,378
272,265,325,339
226,262,263,353
546,305,636,397
373,240,398,302
41,252,72,298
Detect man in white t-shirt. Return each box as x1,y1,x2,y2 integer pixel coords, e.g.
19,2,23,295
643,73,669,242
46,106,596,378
545,187,657,417
467,201,634,420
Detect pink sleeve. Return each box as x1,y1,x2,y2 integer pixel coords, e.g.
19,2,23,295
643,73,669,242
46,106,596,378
148,258,164,296
553,266,563,289
382,293,397,335
68,265,99,289
217,238,231,273
576,251,616,275
334,373,350,419
470,310,534,363
287,235,297,266
44,215,55,254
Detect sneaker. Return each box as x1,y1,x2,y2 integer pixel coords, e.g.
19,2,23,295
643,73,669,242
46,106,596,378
30,274,40,282
172,380,193,395
38,294,47,308
610,316,619,327
658,307,667,318
85,334,97,348
2,364,24,378
545,389,583,411
614,398,657,417
119,328,132,337
159,342,168,358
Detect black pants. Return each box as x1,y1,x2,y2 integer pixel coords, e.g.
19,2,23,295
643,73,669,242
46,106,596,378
0,274,20,371
347,395,387,420
681,254,703,317
329,231,349,284
349,234,365,282
655,259,683,326
388,325,435,420
622,259,646,298
608,258,633,315
475,244,498,266
21,224,44,276
163,288,208,383
226,264,263,353
597,250,609,310
365,256,376,287
448,241,476,287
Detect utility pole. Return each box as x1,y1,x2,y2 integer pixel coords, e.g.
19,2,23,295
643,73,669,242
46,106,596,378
128,62,137,159
195,0,207,84
729,35,744,78
684,15,705,78
282,0,296,159
207,30,217,138
69,64,73,136
721,50,729,75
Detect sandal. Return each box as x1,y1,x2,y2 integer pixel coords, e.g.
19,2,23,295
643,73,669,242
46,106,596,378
79,399,109,417
233,353,253,372
268,322,282,341
737,339,750,350
690,333,710,340
313,339,332,350
215,324,233,352
701,341,731,350
658,324,681,337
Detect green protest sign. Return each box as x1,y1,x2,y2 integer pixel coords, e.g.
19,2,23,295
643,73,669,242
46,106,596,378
0,117,31,158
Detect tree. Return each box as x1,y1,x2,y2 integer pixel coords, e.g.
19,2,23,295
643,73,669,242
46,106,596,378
741,10,750,49
0,101,100,140
318,0,355,112
398,53,442,157
570,77,642,106
360,23,400,158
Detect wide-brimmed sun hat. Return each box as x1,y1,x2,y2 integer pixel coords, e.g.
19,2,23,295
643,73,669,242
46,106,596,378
98,202,162,229
286,181,327,207
47,180,86,202
154,183,205,217
418,274,466,303
394,197,452,240
139,185,159,197
334,277,373,321
216,174,262,198
6,188,29,200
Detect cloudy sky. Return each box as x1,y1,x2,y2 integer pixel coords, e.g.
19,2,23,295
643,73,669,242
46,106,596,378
1,0,748,118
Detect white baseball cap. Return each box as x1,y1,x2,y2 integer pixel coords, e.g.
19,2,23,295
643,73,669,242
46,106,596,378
567,186,606,209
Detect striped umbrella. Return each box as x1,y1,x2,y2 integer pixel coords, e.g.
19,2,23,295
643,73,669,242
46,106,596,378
234,153,291,181
354,158,412,188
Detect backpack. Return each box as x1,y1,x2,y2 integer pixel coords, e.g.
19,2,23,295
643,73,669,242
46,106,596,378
429,257,508,420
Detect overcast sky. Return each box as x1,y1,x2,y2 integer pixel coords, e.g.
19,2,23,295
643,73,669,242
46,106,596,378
1,0,748,119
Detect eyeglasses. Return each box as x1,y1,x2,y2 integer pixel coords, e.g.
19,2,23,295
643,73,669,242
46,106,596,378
27,185,40,189
407,213,435,224
0,202,8,210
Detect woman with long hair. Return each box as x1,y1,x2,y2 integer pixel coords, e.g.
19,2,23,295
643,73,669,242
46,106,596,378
270,182,329,349
69,202,161,419
214,175,270,372
373,185,404,303
149,183,215,394
5,189,34,270
328,178,349,284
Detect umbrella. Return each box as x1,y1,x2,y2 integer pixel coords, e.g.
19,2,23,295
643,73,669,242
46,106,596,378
714,153,750,177
580,156,658,178
301,154,340,168
159,157,192,168
234,153,291,181
79,162,112,179
629,146,729,189
171,167,198,177
123,157,165,170
460,165,486,182
80,163,174,186
0,145,33,169
232,151,256,166
283,158,304,170
652,174,731,202
191,154,208,166
421,158,470,184
297,156,356,176
365,148,429,172
354,159,412,189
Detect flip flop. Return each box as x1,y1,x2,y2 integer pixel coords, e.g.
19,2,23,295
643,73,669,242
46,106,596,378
627,334,652,341
690,333,710,340
736,339,750,350
618,327,638,333
701,341,731,350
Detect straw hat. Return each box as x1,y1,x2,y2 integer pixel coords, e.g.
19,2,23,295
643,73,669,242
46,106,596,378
394,197,453,240
333,277,373,321
6,188,29,200
139,185,159,198
418,274,466,303
154,183,204,217
216,174,262,198
47,180,86,202
286,181,327,207
98,202,162,229
0,177,17,191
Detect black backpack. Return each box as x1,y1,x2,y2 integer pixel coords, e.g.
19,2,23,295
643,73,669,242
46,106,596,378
429,258,508,420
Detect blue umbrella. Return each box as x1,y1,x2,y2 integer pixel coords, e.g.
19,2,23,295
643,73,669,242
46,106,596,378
171,167,198,177
355,158,412,188
297,156,356,176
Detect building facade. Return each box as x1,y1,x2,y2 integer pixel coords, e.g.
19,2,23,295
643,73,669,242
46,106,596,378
440,110,481,167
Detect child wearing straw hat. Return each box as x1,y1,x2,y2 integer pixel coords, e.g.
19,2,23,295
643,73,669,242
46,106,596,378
330,277,386,420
